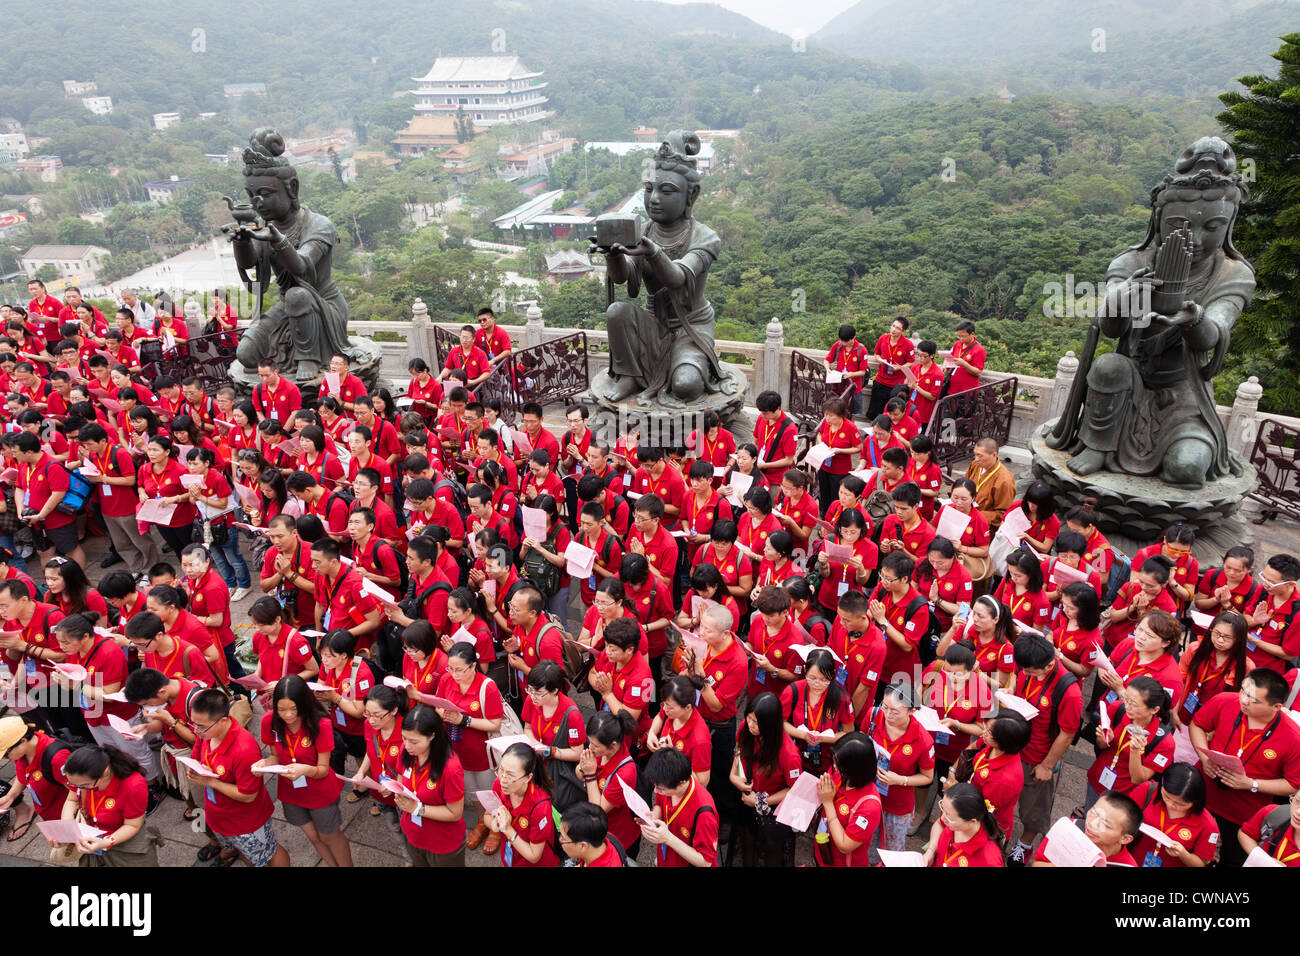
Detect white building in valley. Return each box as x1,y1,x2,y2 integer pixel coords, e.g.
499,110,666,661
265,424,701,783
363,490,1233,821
408,56,552,127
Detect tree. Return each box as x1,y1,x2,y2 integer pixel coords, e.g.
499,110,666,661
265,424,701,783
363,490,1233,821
35,264,58,283
1218,33,1300,412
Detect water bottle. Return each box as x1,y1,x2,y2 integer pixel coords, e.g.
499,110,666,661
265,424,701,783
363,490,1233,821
815,817,833,867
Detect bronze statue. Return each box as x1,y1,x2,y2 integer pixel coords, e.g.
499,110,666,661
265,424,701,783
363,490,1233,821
1047,137,1255,489
591,131,738,409
224,128,370,383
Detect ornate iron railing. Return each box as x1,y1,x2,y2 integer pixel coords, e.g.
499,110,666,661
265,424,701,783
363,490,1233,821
138,332,236,395
925,376,1018,476
432,324,460,369
1247,419,1300,524
788,349,854,437
507,333,589,413
475,360,519,426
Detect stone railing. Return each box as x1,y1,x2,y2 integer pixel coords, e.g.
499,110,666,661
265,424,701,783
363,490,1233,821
351,303,1291,462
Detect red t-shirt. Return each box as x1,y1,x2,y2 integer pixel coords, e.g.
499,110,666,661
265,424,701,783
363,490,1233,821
253,623,313,681
948,338,986,393
1191,690,1300,824
186,570,236,650
739,732,803,796
1240,804,1300,866
908,360,946,427
18,453,76,530
81,771,149,835
816,417,861,477
932,824,1005,867
144,637,214,686
594,745,641,851
65,637,136,726
994,579,1053,633
193,722,276,837
753,413,798,485
826,338,868,394
490,778,557,867
653,778,718,867
1086,706,1175,796
872,333,915,388
697,638,749,722
868,709,936,815
523,694,587,750
259,714,342,808
399,752,466,854
137,459,198,527
1015,662,1083,767
13,732,71,820
968,745,1024,838
659,708,712,775
1129,780,1220,866
313,568,379,634
87,445,138,517
826,778,881,867
434,671,504,773
318,656,374,737
474,325,512,362
444,345,490,380
253,378,302,422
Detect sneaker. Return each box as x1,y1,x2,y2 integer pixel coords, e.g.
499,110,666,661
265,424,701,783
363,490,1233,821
1006,842,1030,867
137,573,151,587
100,552,124,568
145,788,163,817
231,587,250,602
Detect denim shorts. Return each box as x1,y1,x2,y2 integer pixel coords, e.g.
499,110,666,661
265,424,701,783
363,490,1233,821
216,819,280,867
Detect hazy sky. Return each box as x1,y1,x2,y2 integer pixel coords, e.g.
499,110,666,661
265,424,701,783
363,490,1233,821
651,0,862,37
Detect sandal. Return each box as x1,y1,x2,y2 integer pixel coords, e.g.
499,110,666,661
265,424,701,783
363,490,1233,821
196,844,222,862
481,831,501,856
346,789,368,804
370,803,381,817
213,850,239,867
183,807,201,822
465,820,489,851
5,815,33,842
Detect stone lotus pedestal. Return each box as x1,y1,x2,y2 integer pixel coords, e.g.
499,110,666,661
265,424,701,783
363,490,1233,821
1030,420,1258,564
225,335,385,403
585,363,749,449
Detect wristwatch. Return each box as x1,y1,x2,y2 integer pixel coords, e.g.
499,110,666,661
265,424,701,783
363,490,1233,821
705,675,717,687
1250,779,1259,793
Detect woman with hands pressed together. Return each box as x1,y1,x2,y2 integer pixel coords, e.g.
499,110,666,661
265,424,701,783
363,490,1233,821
258,675,352,866
578,709,642,859
485,741,559,867
865,681,935,858
815,732,881,867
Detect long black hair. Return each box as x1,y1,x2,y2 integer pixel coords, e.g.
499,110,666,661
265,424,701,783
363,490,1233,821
271,674,329,745
399,705,452,780
944,781,1004,848
64,744,144,782
737,691,784,773
500,741,553,796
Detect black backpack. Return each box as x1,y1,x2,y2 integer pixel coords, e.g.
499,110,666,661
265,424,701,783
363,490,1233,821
434,476,470,516
326,487,356,514
1256,804,1293,856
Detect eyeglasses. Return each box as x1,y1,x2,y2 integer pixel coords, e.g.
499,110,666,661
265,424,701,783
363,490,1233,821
495,767,525,782
190,718,222,735
879,575,900,585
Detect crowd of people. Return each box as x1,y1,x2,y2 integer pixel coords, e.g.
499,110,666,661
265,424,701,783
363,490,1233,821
0,297,1298,871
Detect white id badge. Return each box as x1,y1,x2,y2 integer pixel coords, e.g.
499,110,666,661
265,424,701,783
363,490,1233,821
410,808,423,826
102,484,112,497
1098,767,1118,791
292,775,308,789
837,582,850,597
